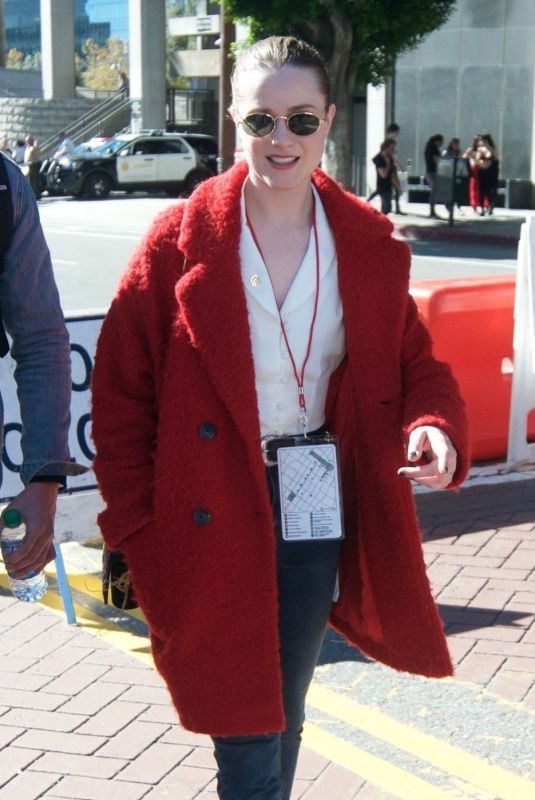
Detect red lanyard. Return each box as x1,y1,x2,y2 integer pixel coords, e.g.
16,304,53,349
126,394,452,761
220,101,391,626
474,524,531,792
245,200,320,431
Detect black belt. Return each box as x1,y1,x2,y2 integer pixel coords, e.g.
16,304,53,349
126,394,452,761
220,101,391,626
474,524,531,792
261,426,329,467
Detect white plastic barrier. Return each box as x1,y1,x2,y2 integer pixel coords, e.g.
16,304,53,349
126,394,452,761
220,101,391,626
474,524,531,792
506,215,535,469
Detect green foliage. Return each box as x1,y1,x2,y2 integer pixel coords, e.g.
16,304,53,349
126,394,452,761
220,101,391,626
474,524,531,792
6,48,41,71
223,0,455,85
78,37,128,90
167,0,197,16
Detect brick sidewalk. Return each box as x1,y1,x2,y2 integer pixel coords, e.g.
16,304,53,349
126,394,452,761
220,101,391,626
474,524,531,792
418,475,535,711
0,475,532,799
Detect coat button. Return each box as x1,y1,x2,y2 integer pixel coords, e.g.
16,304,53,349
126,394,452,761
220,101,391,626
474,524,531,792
192,508,211,526
198,421,217,440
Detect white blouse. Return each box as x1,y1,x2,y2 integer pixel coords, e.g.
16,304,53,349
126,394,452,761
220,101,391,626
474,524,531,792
240,185,346,437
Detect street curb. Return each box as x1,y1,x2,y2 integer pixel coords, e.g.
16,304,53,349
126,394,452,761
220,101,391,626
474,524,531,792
395,223,521,246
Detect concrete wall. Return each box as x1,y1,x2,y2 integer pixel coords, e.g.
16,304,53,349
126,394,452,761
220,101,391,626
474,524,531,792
0,97,96,151
171,49,220,78
394,0,535,187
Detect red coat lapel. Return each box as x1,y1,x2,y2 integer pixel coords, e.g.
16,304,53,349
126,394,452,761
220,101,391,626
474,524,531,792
175,163,265,479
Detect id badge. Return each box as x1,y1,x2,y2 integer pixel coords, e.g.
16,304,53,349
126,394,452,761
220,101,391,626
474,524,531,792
277,435,344,542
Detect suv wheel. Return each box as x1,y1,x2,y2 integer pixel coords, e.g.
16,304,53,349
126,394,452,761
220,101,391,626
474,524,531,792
83,171,112,199
184,168,211,196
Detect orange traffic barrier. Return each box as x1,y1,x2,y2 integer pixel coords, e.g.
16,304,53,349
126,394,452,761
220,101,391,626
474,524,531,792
410,276,533,462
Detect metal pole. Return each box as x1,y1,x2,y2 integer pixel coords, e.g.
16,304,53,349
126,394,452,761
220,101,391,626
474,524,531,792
448,157,456,227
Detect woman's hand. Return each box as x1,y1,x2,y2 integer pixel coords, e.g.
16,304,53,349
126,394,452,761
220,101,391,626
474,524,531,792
397,426,457,489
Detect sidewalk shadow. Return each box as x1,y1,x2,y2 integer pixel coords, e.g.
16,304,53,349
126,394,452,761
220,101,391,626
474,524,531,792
439,603,531,631
416,477,535,538
317,604,532,667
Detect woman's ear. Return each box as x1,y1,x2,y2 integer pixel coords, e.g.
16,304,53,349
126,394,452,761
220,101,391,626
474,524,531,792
324,103,336,134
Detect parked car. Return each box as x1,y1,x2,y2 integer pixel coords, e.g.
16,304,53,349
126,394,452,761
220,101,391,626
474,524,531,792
45,131,218,199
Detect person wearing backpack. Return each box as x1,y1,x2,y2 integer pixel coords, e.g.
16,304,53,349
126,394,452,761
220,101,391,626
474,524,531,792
0,152,84,583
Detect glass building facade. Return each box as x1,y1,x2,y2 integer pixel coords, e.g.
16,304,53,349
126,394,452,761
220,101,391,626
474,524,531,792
5,0,129,55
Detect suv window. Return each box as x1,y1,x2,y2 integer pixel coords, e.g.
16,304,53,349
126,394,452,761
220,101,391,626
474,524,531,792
132,140,157,155
159,139,189,154
131,138,190,155
182,136,218,156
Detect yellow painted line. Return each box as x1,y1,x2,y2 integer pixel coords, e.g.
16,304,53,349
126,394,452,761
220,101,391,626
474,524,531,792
0,570,153,667
307,684,535,800
303,724,455,800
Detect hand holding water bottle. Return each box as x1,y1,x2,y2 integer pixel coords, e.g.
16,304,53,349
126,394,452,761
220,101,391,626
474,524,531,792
0,483,59,601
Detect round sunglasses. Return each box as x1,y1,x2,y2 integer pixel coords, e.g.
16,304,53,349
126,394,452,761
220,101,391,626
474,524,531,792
238,111,326,138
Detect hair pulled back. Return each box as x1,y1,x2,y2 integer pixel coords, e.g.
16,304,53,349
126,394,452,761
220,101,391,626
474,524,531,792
231,35,331,107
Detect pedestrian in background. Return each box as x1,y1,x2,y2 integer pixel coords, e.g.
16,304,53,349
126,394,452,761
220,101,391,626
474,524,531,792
24,135,42,199
385,122,405,214
371,137,396,215
92,35,469,800
12,139,26,166
424,133,444,218
477,133,499,216
52,131,75,160
0,152,84,582
442,138,465,213
443,137,461,158
367,122,405,214
463,135,485,214
0,137,12,158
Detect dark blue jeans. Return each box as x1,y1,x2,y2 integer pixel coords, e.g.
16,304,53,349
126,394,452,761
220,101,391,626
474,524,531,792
212,466,342,800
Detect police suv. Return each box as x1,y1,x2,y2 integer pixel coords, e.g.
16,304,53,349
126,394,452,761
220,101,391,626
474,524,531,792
46,131,217,199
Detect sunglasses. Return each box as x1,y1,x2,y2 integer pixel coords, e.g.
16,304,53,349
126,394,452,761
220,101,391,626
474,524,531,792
238,112,326,138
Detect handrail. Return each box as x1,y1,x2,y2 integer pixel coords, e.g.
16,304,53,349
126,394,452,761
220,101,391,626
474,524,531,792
40,90,131,155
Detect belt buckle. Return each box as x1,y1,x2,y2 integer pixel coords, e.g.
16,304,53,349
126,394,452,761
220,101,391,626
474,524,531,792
261,435,296,467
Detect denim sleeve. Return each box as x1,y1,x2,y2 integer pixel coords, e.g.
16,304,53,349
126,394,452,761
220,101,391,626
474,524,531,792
0,160,77,485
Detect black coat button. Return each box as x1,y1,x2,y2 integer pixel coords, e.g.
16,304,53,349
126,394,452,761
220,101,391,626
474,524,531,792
192,508,211,526
198,422,217,440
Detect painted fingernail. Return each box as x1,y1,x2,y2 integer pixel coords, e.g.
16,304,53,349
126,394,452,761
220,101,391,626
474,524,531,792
444,466,449,473
398,471,409,477
409,450,419,458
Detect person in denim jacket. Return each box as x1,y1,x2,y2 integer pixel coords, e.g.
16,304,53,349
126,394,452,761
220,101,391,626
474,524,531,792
0,152,84,580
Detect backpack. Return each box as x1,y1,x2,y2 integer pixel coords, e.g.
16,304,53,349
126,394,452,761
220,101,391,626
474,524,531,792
0,155,14,357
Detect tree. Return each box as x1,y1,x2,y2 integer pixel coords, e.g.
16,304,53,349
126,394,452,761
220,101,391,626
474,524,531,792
79,37,128,91
223,0,456,187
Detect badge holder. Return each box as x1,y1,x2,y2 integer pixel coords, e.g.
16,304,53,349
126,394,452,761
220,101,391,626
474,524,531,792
262,433,345,542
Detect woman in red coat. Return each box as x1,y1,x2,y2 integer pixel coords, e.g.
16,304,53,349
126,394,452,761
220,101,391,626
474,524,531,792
92,36,469,800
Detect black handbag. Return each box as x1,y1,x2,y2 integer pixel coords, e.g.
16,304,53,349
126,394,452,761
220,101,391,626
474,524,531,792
102,546,138,610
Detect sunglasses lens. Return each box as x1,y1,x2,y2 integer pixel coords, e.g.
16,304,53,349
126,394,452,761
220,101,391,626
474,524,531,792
288,113,321,136
242,113,274,137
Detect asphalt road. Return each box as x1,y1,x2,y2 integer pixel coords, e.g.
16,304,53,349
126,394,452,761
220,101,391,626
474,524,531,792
39,194,176,313
38,193,518,314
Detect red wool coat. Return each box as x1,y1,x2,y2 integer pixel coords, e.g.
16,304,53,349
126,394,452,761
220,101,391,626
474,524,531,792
92,162,469,737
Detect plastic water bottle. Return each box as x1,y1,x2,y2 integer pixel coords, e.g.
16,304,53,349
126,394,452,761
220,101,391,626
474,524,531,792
1,509,48,602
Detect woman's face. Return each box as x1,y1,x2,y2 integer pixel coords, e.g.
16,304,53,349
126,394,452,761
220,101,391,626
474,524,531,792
231,65,335,194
